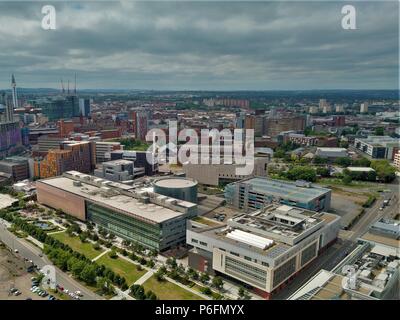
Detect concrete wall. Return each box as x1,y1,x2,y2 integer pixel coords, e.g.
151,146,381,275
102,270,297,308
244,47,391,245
36,181,86,221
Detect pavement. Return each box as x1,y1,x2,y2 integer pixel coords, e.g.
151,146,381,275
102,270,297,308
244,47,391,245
0,220,103,300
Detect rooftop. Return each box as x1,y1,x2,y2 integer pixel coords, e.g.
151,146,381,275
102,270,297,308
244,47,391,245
39,173,196,224
154,177,197,188
235,177,330,202
191,204,339,258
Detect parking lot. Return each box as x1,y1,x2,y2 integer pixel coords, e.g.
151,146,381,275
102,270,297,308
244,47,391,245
0,245,41,300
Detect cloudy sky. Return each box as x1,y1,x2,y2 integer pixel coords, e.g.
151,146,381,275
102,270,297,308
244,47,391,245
0,1,398,90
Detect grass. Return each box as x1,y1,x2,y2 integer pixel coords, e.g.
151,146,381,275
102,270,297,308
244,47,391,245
142,276,204,300
96,254,146,285
50,231,104,260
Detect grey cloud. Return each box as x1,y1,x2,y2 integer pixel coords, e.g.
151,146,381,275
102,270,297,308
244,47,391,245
0,1,398,90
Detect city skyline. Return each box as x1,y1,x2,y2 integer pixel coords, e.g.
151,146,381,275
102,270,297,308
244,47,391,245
0,1,398,90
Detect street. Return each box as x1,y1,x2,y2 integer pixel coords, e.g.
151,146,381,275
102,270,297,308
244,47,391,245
0,221,102,300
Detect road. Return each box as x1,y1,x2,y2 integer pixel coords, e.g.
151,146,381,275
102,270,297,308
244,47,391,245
348,189,398,241
0,221,102,300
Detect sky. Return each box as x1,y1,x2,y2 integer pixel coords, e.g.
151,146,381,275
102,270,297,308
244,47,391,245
0,1,398,90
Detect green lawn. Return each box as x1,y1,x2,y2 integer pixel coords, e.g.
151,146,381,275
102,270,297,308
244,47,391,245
50,232,103,260
96,254,146,285
142,276,204,300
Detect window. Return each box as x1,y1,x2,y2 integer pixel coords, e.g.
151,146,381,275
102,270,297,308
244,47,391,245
199,241,207,246
191,238,198,244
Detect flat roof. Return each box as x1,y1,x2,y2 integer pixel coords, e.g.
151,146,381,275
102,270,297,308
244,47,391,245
316,147,347,152
238,177,330,202
155,178,197,188
39,177,188,224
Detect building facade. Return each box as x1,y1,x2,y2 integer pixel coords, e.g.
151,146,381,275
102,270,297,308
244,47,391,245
187,204,340,299
224,177,331,212
36,171,198,251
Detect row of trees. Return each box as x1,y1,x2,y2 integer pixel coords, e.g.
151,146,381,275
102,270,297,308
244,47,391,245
130,284,157,300
0,209,129,295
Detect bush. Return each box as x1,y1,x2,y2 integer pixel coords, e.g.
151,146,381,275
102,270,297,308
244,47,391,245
108,250,118,259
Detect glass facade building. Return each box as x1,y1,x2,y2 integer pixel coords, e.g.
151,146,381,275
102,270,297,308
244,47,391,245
86,202,162,250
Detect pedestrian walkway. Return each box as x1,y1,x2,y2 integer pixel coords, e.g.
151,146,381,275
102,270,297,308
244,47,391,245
27,236,44,249
92,249,110,262
134,270,154,285
165,276,211,300
47,230,66,236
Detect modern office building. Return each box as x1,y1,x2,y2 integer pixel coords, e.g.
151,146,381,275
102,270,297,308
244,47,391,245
0,122,23,159
95,141,122,163
393,151,400,170
94,159,145,182
264,115,306,137
0,156,30,182
360,102,369,113
110,150,158,176
36,171,198,251
224,177,331,212
78,98,91,117
187,204,340,299
34,141,96,178
354,136,400,160
29,95,79,121
183,156,270,186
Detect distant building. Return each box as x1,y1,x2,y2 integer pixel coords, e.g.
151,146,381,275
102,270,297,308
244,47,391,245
354,136,400,160
95,141,122,163
30,95,79,121
78,98,91,117
187,204,340,299
110,150,158,176
360,102,369,113
94,159,145,182
0,156,30,182
34,141,96,178
393,151,400,169
264,115,306,137
224,177,331,212
183,156,270,186
315,147,348,159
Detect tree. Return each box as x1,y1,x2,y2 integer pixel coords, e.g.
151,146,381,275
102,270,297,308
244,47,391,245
371,160,396,183
342,174,353,185
130,284,145,300
71,260,86,278
108,250,117,259
316,167,330,177
145,290,158,300
166,257,177,269
334,157,351,167
313,156,328,165
200,273,210,284
201,286,212,295
286,166,317,182
374,127,385,136
80,264,97,285
212,276,224,290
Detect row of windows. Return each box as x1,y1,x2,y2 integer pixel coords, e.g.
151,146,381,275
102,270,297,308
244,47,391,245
225,257,267,287
273,256,297,288
301,242,317,267
190,238,207,247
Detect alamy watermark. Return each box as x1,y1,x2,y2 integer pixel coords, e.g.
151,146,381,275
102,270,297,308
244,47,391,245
145,121,255,176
